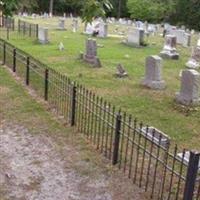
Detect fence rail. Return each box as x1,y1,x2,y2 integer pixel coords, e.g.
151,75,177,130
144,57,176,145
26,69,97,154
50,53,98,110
18,19,38,38
0,38,199,200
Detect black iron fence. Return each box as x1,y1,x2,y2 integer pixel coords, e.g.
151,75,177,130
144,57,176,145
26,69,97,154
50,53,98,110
18,19,38,38
0,15,15,30
0,38,199,200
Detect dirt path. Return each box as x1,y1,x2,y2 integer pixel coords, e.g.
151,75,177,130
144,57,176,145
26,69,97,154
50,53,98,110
0,121,148,200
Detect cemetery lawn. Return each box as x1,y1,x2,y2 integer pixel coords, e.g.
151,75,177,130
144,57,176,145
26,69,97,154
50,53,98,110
2,17,200,150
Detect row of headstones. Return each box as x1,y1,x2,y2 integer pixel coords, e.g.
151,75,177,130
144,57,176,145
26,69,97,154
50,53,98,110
82,38,200,106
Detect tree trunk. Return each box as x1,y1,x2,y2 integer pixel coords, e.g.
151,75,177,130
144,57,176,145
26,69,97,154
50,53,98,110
49,0,54,17
117,0,121,19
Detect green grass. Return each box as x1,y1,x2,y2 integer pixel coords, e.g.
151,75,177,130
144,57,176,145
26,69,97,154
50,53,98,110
1,17,200,150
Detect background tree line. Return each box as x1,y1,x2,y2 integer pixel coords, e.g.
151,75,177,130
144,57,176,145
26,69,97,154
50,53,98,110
1,0,200,30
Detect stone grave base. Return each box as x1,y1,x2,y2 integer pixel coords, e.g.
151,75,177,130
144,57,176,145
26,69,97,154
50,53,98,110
39,39,49,44
175,93,200,106
141,79,166,90
186,59,200,69
115,72,128,78
83,55,102,68
160,50,179,60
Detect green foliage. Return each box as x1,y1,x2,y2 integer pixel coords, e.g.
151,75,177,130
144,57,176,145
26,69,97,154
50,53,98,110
127,0,174,22
1,0,17,16
81,0,113,23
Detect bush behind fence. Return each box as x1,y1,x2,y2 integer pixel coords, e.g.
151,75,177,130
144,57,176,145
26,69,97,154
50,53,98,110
0,38,199,200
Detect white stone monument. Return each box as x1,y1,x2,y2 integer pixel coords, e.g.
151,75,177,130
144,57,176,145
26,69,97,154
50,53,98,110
83,38,101,67
160,35,179,59
176,69,200,106
186,47,200,69
72,18,78,33
98,23,108,38
38,27,49,44
182,33,191,47
58,18,65,30
141,55,166,90
126,28,145,47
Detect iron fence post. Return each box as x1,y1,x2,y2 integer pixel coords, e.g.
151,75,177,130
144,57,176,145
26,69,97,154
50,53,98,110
13,48,16,72
71,85,77,126
36,24,39,38
44,69,49,101
26,57,30,85
7,27,9,40
183,151,200,200
112,113,122,165
3,42,6,65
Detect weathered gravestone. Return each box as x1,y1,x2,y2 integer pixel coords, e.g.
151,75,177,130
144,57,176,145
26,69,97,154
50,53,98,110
182,33,191,47
176,69,200,106
125,28,145,47
197,38,200,47
83,39,101,67
58,42,64,51
115,64,128,78
160,35,179,59
186,47,200,69
98,23,108,38
141,55,166,90
58,18,65,30
170,29,185,44
72,18,78,33
38,27,49,44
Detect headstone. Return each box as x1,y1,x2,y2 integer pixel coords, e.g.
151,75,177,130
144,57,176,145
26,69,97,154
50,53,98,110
115,64,128,78
197,38,200,47
85,23,94,35
59,42,64,51
182,33,191,47
186,47,200,69
72,18,78,33
83,39,102,67
38,28,49,44
176,69,200,106
141,126,170,148
98,23,108,38
160,35,179,59
141,55,166,90
126,28,145,47
58,18,65,30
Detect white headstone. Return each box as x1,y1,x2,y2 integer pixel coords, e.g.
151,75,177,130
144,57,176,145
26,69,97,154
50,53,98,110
186,47,200,69
176,69,200,106
126,28,144,47
141,55,166,90
59,42,64,51
58,18,65,30
38,27,49,44
182,33,191,47
98,23,108,38
160,35,179,59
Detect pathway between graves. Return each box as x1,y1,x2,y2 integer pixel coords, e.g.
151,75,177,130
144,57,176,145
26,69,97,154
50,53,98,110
0,67,149,200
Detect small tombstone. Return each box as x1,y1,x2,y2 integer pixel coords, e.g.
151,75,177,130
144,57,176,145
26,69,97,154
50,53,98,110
174,29,185,44
58,18,65,30
83,38,102,67
141,126,170,148
160,35,179,59
58,42,64,51
115,64,128,78
176,69,200,106
125,28,145,47
98,23,108,38
182,33,191,47
186,47,200,69
197,38,200,47
141,55,166,90
177,151,200,169
38,27,49,44
72,18,78,33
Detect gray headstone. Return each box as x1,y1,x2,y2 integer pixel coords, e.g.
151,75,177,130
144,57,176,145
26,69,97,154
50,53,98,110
160,35,179,59
98,23,108,38
182,33,191,47
83,39,101,67
186,47,200,69
58,18,65,30
116,64,128,78
126,28,145,47
141,55,166,90
72,18,78,32
38,27,49,44
176,69,200,106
